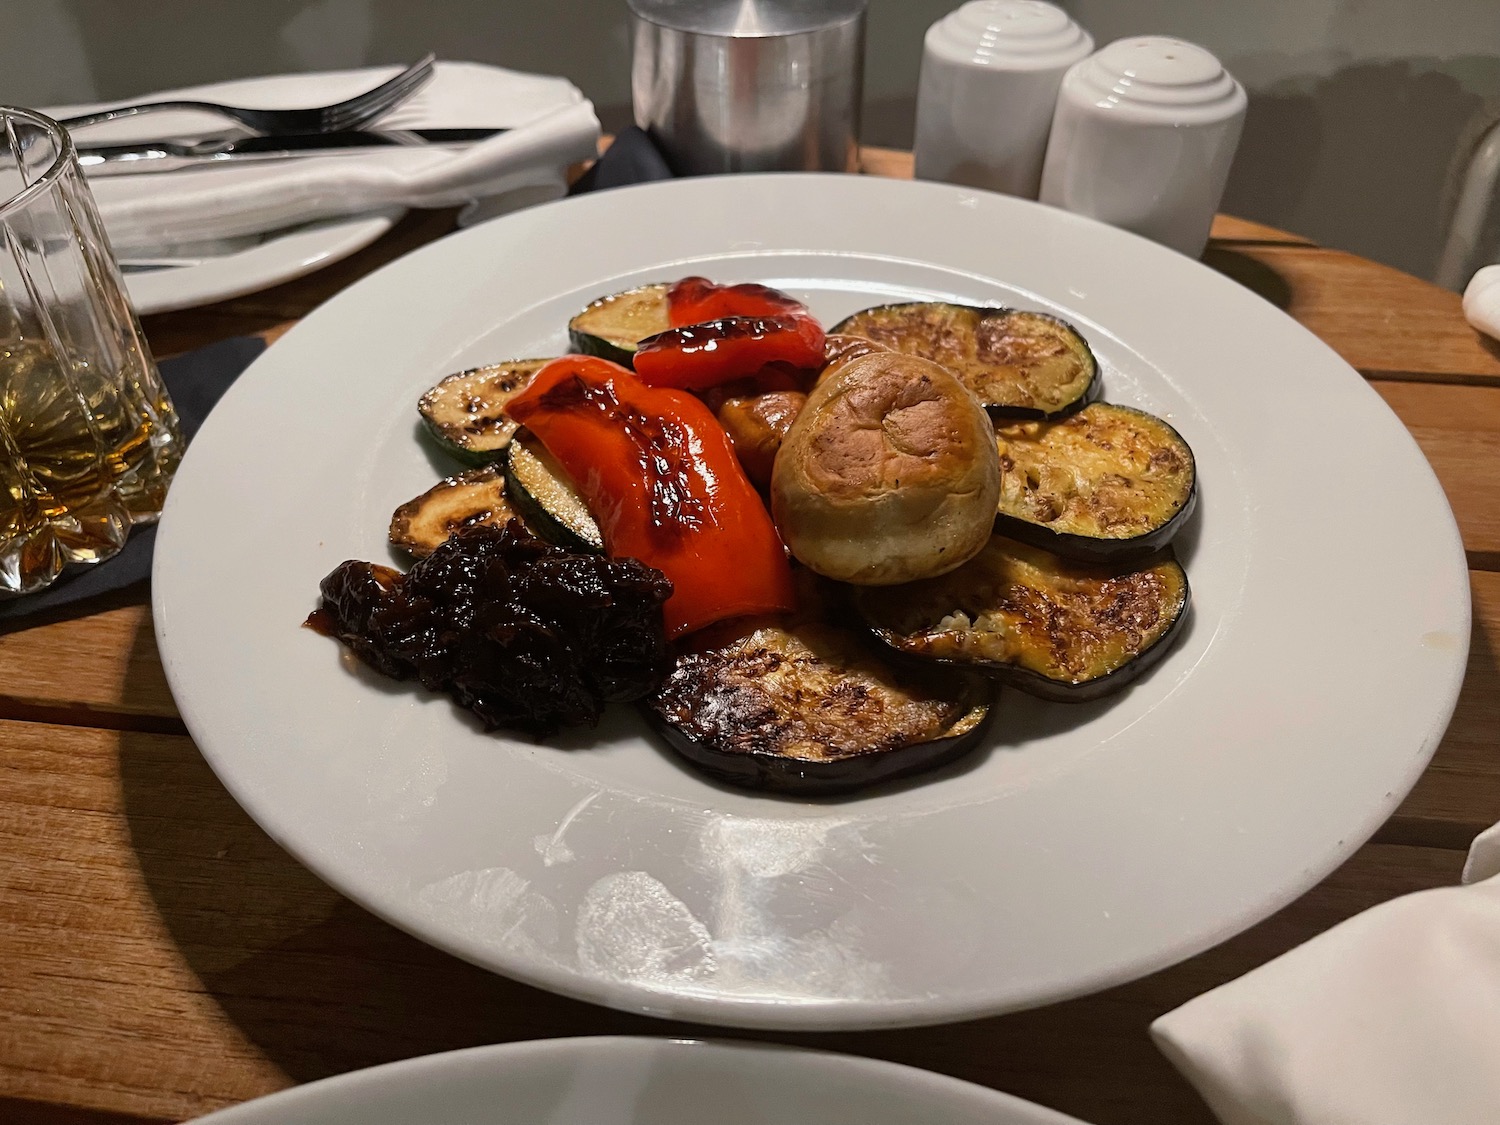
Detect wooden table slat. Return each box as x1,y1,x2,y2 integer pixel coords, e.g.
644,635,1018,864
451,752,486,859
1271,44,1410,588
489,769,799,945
1203,244,1500,385
0,607,177,728
1383,570,1500,844
1373,381,1500,560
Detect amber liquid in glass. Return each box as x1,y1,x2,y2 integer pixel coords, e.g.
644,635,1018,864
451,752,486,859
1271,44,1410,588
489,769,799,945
0,337,180,593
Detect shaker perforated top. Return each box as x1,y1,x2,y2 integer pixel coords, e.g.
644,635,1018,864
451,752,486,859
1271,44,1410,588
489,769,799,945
626,0,865,37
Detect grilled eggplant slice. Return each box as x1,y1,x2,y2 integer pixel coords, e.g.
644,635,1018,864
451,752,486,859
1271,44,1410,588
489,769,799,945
503,431,604,553
388,466,524,557
831,302,1100,418
854,536,1189,702
817,332,892,386
646,580,995,794
567,282,671,366
995,402,1197,562
418,358,552,464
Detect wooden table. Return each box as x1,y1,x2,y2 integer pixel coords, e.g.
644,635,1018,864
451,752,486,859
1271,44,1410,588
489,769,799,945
3,149,1497,1125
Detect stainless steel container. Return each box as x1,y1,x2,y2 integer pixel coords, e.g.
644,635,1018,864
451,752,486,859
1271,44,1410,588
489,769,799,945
629,0,866,176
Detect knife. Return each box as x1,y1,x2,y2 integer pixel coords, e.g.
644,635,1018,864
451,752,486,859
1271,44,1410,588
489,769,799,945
76,128,507,175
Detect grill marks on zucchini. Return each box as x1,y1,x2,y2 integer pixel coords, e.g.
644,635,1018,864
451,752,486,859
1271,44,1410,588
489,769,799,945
388,466,523,557
646,578,995,793
567,282,671,366
995,403,1197,561
831,302,1099,418
855,536,1189,702
418,358,551,464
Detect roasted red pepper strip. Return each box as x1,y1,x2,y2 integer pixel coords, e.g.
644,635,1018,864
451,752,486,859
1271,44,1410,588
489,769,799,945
633,314,827,392
667,276,809,326
635,277,828,392
505,355,795,639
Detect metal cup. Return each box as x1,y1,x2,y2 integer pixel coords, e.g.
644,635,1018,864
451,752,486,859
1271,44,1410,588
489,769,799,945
629,0,866,176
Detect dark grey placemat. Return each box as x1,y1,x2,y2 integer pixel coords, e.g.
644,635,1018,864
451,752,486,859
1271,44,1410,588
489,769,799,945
0,335,267,628
568,126,674,194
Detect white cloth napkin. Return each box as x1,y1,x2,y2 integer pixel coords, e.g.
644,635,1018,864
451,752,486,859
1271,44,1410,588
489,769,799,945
48,61,600,254
1462,264,1500,340
1151,822,1500,1125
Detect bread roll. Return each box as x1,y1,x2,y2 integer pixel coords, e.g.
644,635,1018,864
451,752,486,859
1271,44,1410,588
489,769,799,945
771,351,1001,585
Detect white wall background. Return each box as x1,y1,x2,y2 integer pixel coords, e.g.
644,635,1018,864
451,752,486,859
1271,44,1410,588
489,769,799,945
3,0,1498,282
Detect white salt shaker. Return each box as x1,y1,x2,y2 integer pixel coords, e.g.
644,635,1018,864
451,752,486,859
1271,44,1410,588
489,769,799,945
1039,36,1246,257
913,0,1093,199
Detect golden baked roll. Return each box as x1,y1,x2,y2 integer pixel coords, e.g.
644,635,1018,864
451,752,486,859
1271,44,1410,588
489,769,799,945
771,351,1002,585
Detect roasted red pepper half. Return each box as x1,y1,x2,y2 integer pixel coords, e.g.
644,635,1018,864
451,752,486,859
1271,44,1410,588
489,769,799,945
633,277,827,392
505,355,796,639
633,315,826,392
667,276,810,326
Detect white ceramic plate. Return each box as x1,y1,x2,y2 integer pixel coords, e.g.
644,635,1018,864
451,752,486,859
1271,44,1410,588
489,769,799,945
50,61,586,314
48,72,409,315
153,175,1470,1031
118,210,400,315
192,1037,1087,1124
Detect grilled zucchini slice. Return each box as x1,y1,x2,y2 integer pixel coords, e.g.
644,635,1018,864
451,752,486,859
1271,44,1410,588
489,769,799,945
854,536,1190,702
503,431,604,553
418,358,552,464
995,402,1197,562
567,282,671,367
388,466,524,557
831,302,1099,418
645,576,995,794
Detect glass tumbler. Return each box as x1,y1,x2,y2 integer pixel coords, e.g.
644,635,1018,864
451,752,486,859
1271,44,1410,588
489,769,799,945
0,106,181,596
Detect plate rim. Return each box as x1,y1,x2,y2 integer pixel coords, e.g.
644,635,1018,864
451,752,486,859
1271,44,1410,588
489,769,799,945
153,172,1472,1031
190,1035,1089,1125
124,209,400,315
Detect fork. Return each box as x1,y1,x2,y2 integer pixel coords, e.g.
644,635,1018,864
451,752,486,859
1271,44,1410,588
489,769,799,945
57,54,436,134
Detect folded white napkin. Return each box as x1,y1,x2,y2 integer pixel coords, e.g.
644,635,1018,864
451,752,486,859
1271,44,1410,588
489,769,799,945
1151,822,1500,1125
48,61,601,253
1462,264,1500,340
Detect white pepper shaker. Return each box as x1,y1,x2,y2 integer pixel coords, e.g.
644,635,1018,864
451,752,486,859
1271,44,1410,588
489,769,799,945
913,0,1093,199
1039,36,1247,256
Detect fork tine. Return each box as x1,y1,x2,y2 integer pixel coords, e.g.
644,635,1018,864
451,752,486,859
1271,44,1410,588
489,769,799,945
345,56,436,122
322,54,436,130
328,70,432,129
333,56,434,116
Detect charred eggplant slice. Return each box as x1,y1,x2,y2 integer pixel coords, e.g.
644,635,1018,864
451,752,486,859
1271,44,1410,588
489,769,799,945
854,536,1189,703
646,610,994,794
995,402,1197,562
388,465,525,557
503,431,604,553
418,358,552,464
567,282,671,366
831,302,1099,418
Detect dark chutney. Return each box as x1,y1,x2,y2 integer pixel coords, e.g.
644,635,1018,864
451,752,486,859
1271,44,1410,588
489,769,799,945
309,521,672,737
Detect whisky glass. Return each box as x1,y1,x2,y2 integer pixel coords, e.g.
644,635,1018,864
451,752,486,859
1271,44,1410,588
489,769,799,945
0,106,181,596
